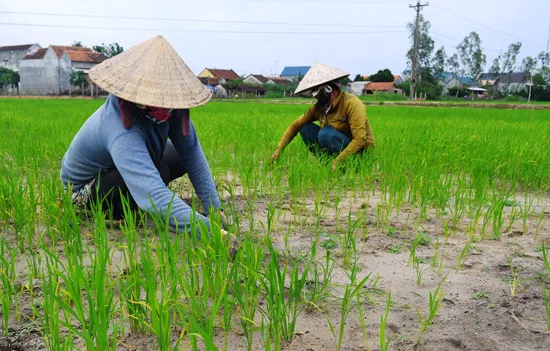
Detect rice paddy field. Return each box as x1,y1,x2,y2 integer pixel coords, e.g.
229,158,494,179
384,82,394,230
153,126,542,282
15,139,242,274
1,98,550,351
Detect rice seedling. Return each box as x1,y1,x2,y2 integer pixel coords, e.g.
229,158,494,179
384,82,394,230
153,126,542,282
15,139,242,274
505,254,523,297
1,99,550,348
416,275,447,345
0,237,16,335
379,291,392,351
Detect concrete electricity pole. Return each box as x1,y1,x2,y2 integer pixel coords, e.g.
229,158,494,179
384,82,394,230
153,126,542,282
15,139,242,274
409,1,429,101
547,24,549,52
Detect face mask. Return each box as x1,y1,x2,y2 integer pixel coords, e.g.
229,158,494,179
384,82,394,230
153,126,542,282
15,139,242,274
136,104,173,123
313,85,333,114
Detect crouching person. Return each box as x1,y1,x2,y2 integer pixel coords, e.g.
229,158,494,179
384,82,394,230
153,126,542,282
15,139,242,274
271,63,375,171
60,36,226,238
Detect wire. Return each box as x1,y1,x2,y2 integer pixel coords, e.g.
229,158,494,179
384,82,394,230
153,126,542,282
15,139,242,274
0,21,406,35
430,4,546,49
0,10,405,29
251,0,411,3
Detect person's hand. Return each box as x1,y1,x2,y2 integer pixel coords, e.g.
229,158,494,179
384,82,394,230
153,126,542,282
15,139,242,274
332,159,338,172
270,149,280,163
220,228,238,260
210,208,230,230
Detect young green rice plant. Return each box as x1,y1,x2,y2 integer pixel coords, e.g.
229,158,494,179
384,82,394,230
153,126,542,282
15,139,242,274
342,210,362,269
504,254,522,297
505,206,522,233
234,233,265,351
519,193,536,234
431,239,440,271
379,291,392,351
534,209,546,244
257,238,310,348
38,252,74,351
44,199,120,351
543,289,550,331
415,261,427,286
416,275,447,345
304,250,336,313
118,196,148,334
0,237,16,335
336,235,372,351
456,240,472,273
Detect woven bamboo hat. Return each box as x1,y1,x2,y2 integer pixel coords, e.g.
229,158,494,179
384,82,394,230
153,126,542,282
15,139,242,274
89,36,212,109
294,62,349,95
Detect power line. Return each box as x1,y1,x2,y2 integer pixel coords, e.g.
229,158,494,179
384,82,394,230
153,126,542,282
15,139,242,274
431,32,501,54
430,4,546,49
251,0,411,4
0,21,406,35
0,10,405,29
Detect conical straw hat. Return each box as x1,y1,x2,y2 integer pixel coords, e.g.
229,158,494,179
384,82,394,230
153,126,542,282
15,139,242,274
89,36,212,109
294,62,349,95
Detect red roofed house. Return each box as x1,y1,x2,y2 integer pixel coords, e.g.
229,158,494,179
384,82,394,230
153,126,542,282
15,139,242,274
243,74,269,85
265,77,291,85
364,82,403,95
197,68,240,86
20,45,106,95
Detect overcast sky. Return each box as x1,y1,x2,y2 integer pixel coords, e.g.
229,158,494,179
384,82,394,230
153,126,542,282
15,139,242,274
1,0,549,77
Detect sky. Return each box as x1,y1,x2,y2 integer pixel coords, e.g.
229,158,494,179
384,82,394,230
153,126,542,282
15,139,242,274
1,0,549,78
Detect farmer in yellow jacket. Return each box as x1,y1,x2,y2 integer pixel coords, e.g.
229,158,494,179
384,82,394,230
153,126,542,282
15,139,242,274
271,63,375,171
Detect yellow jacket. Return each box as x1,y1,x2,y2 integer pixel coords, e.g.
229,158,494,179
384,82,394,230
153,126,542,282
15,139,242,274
276,92,375,162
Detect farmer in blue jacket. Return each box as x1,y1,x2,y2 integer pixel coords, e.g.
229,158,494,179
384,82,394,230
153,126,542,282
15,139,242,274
60,36,224,235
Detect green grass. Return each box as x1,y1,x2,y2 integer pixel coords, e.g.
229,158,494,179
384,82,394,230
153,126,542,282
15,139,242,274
1,98,550,349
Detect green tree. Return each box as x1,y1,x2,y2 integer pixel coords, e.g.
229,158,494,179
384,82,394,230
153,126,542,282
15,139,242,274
93,43,124,58
227,78,244,90
69,70,89,96
71,41,83,47
492,42,522,95
447,53,462,96
538,51,550,83
368,69,394,82
0,68,19,94
353,74,363,82
457,32,486,81
432,46,447,78
406,14,435,73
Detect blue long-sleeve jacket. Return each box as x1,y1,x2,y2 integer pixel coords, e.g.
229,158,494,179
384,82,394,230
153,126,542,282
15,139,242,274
60,94,220,231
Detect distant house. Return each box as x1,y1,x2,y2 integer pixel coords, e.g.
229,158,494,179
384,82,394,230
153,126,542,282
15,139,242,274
20,45,106,95
347,81,370,96
361,75,403,86
437,73,477,94
265,77,291,85
243,74,269,85
401,69,412,82
494,72,528,93
0,44,41,71
478,73,498,86
198,68,240,81
393,75,404,86
364,82,402,95
280,66,311,81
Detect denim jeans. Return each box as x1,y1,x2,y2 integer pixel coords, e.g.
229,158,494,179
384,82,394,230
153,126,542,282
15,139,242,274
91,141,186,220
299,123,351,156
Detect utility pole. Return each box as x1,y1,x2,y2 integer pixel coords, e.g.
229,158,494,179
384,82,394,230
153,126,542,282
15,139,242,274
409,1,429,101
547,24,549,52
